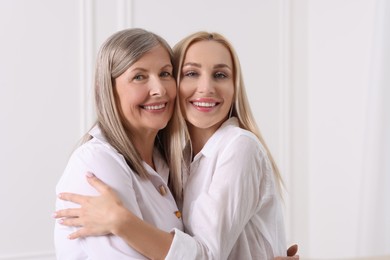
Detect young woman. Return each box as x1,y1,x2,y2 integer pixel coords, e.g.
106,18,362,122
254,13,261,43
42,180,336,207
55,31,297,260
54,28,184,259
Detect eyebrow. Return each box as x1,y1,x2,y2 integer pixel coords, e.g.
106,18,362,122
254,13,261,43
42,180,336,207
183,62,201,68
183,62,232,70
130,63,173,72
162,64,173,70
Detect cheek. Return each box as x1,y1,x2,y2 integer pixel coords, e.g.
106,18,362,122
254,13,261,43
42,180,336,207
178,82,192,100
117,89,144,113
178,88,189,116
167,82,177,99
226,85,235,103
178,88,189,104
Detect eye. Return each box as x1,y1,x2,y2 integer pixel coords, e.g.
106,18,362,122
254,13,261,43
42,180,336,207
133,74,146,81
160,71,172,78
214,72,227,79
183,71,198,77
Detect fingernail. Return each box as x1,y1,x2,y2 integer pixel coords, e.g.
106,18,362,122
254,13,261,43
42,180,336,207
57,219,64,224
86,171,94,178
58,193,63,199
52,212,57,218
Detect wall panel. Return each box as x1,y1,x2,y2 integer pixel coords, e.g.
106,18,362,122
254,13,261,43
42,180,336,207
0,0,132,259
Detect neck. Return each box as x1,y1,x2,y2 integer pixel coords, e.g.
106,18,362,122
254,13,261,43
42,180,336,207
188,125,215,157
131,131,158,170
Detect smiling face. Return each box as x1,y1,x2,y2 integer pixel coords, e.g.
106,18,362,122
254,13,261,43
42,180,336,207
179,40,235,136
115,44,176,137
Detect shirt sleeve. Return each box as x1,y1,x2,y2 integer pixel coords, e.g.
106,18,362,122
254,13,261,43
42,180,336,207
167,134,275,259
54,143,147,260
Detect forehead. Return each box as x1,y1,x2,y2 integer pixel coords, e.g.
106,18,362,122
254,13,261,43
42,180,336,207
132,45,171,67
184,40,233,66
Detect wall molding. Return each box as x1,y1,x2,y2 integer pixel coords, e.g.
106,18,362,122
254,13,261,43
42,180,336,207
278,0,293,241
116,0,133,30
0,251,55,260
79,0,96,135
289,0,310,254
79,0,133,135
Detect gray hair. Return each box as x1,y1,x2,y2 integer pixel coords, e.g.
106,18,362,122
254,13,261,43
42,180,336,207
85,28,180,179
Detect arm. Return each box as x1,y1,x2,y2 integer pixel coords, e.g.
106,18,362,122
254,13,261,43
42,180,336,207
187,136,265,258
56,172,174,260
56,173,298,260
167,134,287,259
55,146,150,259
55,137,293,259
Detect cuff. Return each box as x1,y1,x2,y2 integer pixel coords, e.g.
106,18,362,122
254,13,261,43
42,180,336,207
165,228,197,260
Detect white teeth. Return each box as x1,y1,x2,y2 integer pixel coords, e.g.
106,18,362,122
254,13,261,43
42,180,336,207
143,103,166,110
193,102,216,107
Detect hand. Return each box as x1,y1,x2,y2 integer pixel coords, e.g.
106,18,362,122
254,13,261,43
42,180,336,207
274,244,299,260
54,172,126,239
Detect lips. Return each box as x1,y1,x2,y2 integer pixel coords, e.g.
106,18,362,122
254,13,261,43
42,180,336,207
189,98,221,113
141,102,167,110
192,101,217,108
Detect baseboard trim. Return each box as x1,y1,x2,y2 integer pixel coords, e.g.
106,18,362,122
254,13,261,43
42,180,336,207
0,251,55,260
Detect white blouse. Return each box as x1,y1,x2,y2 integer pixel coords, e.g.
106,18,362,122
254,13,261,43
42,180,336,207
166,117,286,260
54,125,183,259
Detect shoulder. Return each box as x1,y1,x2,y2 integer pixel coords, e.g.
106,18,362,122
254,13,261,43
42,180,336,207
219,123,266,157
57,137,131,195
214,121,273,172
70,137,124,169
71,124,126,168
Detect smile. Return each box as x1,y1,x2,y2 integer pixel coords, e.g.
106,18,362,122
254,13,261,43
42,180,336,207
142,103,167,110
192,101,217,108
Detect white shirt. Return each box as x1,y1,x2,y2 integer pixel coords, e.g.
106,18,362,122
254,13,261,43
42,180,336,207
166,118,286,260
54,125,183,259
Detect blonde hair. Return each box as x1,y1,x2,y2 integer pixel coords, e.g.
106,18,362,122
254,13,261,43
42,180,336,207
82,28,183,186
172,31,284,193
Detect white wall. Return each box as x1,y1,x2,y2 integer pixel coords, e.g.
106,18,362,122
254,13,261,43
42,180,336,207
0,1,81,258
0,1,130,259
291,0,380,258
307,1,376,257
0,0,386,259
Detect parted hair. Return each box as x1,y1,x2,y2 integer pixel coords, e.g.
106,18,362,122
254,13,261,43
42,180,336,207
172,31,284,193
82,28,184,191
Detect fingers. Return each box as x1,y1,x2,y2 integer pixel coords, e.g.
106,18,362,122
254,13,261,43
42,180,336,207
68,228,87,240
58,192,89,204
53,208,81,219
57,216,83,227
67,227,108,240
86,172,112,194
287,244,298,256
57,172,106,203
62,228,91,240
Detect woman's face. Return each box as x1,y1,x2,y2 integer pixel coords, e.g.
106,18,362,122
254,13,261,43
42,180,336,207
115,45,176,136
179,40,234,133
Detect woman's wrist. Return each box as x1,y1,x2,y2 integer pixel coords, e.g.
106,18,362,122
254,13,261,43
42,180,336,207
110,206,134,237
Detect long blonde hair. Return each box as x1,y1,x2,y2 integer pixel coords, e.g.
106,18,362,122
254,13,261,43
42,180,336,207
172,31,284,193
82,28,183,186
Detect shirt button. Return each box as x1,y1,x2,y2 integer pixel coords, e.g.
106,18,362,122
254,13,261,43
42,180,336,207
174,210,182,219
159,185,167,196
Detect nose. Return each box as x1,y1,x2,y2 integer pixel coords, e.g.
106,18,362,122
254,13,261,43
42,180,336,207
150,77,167,96
197,75,215,94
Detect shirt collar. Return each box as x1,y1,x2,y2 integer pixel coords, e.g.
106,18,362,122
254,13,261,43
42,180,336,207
89,125,169,183
89,124,104,139
194,117,239,159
